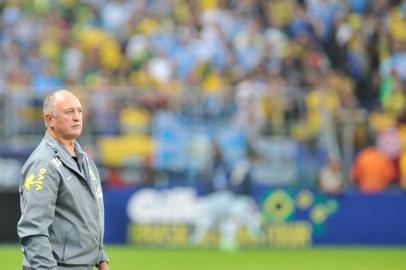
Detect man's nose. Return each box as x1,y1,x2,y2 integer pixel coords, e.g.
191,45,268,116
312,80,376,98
73,111,81,121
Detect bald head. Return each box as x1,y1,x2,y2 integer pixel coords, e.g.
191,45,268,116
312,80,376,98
43,90,77,115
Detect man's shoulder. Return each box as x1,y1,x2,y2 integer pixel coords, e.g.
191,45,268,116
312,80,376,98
31,139,54,157
22,140,57,170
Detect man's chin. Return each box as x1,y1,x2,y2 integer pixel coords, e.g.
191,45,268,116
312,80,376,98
66,130,82,140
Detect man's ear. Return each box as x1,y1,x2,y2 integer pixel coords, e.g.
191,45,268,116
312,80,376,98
44,113,54,128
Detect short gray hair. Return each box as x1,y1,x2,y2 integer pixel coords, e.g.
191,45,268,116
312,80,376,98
43,92,59,128
43,92,57,115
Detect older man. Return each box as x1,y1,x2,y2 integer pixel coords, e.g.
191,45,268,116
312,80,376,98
18,90,109,270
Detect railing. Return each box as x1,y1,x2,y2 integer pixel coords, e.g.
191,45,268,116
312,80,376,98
0,86,368,191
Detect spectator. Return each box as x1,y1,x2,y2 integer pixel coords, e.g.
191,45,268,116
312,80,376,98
351,146,396,193
319,159,344,194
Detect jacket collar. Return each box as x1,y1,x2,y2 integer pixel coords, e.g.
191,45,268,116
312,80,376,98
43,132,87,179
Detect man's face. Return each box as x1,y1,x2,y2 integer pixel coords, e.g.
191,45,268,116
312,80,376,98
47,92,83,140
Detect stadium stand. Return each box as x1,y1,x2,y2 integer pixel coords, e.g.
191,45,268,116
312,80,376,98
1,0,406,194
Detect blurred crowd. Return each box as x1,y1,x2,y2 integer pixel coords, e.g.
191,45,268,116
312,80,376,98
1,0,406,193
